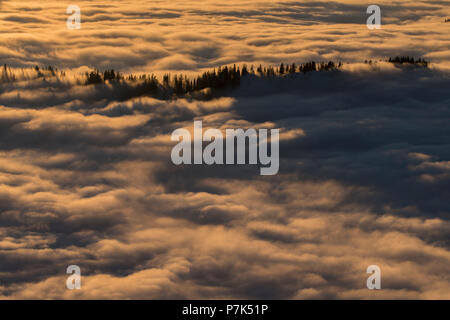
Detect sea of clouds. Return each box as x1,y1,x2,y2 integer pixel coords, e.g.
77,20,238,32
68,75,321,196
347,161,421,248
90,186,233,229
0,0,449,74
0,0,449,299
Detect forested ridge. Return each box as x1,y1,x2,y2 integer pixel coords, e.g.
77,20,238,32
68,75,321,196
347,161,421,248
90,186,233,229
1,56,429,101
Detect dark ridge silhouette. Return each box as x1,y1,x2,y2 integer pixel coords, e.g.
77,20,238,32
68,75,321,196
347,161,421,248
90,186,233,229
387,56,429,67
1,64,67,83
79,61,343,99
0,57,430,101
1,64,15,82
85,69,125,84
35,65,62,78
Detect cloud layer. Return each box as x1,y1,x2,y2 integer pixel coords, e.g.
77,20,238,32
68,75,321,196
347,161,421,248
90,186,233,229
0,0,449,299
0,0,449,74
0,62,449,299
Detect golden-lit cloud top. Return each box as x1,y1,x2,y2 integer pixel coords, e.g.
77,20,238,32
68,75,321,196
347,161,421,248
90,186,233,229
0,1,449,299
0,0,449,74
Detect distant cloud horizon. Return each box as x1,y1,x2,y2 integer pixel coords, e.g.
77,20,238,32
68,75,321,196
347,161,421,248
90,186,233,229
0,0,449,74
0,0,449,300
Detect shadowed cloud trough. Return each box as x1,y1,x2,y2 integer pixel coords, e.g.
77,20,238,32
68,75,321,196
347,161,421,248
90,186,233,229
0,0,449,299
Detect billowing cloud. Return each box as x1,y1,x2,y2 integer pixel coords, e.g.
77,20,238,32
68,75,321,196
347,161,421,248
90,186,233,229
0,0,449,300
0,0,449,73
